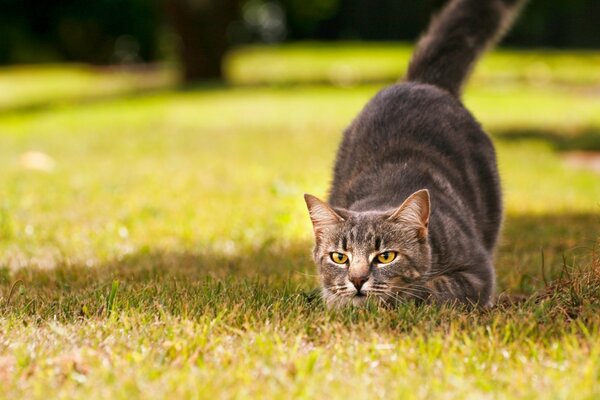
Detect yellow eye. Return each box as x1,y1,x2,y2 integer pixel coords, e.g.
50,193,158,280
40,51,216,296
376,251,397,264
330,252,349,264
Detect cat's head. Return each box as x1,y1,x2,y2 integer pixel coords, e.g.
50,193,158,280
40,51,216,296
304,190,432,307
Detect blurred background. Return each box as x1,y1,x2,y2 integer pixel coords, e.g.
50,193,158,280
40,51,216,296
1,0,600,81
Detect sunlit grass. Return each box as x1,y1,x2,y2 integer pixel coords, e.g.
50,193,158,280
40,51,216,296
227,43,600,86
2,42,599,113
0,63,174,112
1,44,599,398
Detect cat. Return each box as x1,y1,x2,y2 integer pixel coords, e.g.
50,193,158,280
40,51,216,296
304,0,527,308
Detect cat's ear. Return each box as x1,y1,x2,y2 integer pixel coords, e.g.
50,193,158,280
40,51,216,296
304,194,344,239
388,189,430,239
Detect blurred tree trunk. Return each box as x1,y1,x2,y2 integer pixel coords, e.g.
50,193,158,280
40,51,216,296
164,0,240,82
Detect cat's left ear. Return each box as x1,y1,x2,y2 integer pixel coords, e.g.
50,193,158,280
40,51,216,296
388,189,430,239
304,194,344,240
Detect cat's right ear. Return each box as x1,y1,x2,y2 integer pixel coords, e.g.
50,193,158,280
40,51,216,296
304,194,344,239
387,189,430,239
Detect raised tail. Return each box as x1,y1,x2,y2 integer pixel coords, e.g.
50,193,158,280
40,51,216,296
407,0,527,97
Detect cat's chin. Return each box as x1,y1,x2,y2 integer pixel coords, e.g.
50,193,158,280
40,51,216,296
351,295,368,307
324,293,377,308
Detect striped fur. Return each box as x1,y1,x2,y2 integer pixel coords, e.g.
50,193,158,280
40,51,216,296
305,0,527,308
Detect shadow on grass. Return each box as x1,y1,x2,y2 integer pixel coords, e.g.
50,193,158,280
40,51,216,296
0,240,315,289
0,240,323,322
497,213,600,294
0,76,368,116
0,80,235,117
493,127,600,152
0,213,597,321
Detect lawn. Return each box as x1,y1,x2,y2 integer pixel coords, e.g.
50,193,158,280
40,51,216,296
1,43,600,399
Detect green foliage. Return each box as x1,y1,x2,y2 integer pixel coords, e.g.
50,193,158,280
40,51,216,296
0,0,160,65
0,45,599,397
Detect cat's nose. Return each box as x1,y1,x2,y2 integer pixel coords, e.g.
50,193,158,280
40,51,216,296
350,276,368,291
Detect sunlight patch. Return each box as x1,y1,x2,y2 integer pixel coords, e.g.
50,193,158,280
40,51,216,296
563,151,600,174
20,151,56,172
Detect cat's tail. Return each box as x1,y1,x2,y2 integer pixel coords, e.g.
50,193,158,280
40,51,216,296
406,0,527,97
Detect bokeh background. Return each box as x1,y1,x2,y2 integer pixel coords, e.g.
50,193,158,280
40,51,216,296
2,0,600,75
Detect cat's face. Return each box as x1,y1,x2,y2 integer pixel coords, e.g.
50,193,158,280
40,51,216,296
305,190,432,307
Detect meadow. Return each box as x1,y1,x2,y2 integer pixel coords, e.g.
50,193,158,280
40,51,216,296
1,43,599,398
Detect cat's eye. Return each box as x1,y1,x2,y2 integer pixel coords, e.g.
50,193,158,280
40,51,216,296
376,251,397,264
330,252,349,264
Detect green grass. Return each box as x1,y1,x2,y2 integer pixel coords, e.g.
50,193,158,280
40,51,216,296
227,43,600,87
1,43,600,399
0,63,174,112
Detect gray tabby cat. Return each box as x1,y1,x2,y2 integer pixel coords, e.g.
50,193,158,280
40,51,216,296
304,0,527,308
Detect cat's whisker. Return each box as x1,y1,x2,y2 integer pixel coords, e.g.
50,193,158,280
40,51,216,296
387,288,424,298
379,290,407,305
369,283,389,289
379,285,428,302
367,288,407,304
379,283,426,294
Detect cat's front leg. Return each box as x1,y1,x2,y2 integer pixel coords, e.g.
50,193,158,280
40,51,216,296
425,270,493,307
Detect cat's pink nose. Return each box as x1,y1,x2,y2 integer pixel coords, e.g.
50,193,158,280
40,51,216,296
350,276,368,291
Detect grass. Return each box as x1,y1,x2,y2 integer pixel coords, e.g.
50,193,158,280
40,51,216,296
227,43,600,86
1,43,600,398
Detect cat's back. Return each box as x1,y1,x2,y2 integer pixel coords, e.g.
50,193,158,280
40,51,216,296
338,82,491,161
329,82,501,235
